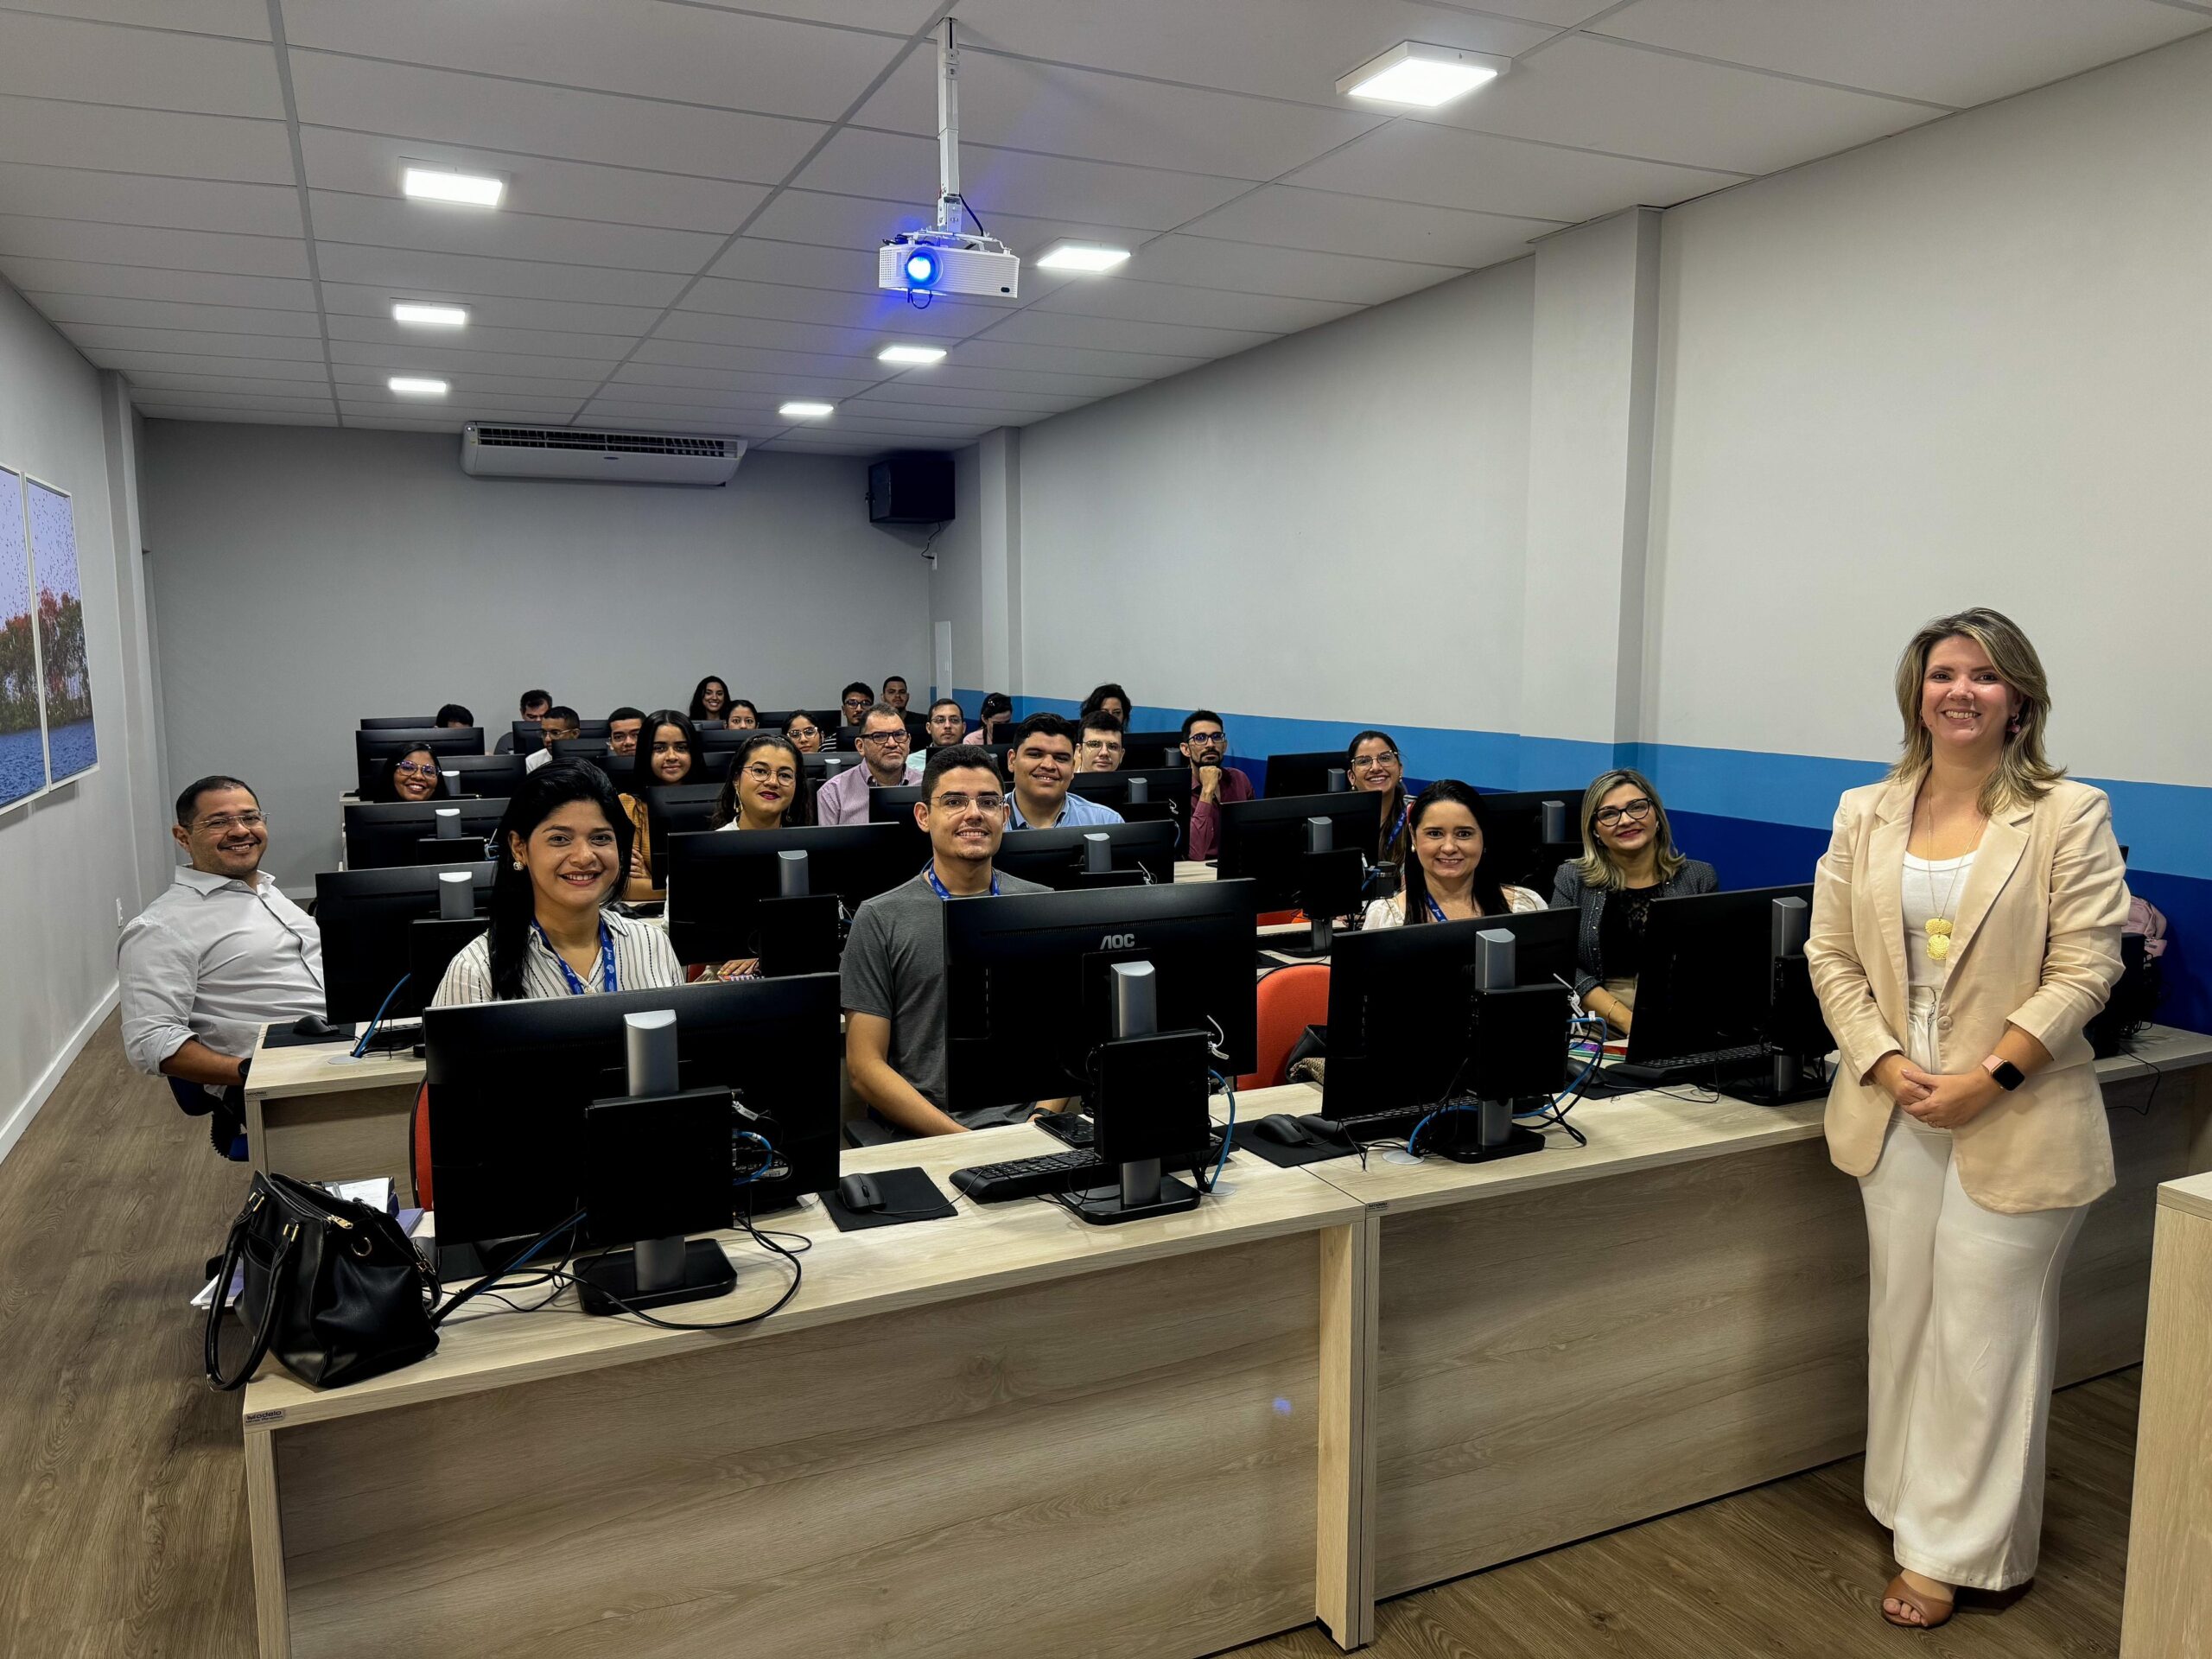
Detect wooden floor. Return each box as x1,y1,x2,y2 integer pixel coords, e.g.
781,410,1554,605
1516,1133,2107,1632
0,1014,2144,1658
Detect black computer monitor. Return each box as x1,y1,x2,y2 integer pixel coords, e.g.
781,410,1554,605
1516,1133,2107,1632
408,917,488,1009
359,715,436,730
1263,752,1351,798
1120,729,1186,768
798,752,866,783
664,824,912,969
752,708,803,732
1215,791,1382,908
644,784,725,883
438,753,527,798
1627,885,1830,1100
423,974,843,1271
343,799,506,870
550,735,615,760
510,718,610,756
991,819,1180,891
1321,911,1578,1123
315,862,496,1023
698,726,772,762
1475,788,1585,891
1066,765,1191,842
866,783,931,855
353,727,485,797
943,880,1259,1110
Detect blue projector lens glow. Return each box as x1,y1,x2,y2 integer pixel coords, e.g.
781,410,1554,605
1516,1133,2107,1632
904,250,939,287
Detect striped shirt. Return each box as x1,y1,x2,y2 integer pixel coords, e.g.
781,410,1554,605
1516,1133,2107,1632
430,909,683,1006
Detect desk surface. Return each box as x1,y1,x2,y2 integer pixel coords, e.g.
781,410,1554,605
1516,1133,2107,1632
240,1116,1362,1431
2158,1166,2212,1224
245,1026,423,1103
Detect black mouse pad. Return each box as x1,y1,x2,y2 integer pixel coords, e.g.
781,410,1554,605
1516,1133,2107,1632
1231,1117,1361,1169
816,1166,956,1233
259,1020,362,1050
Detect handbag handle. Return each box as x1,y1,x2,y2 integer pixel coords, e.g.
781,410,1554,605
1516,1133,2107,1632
204,1215,299,1393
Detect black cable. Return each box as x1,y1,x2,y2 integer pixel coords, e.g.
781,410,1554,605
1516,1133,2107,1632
2120,1040,2164,1116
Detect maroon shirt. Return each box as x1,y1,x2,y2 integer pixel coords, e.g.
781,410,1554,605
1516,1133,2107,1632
1185,762,1255,860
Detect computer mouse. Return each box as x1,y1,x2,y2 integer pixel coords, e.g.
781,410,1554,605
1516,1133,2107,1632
1254,1114,1314,1148
291,1014,341,1041
837,1173,887,1214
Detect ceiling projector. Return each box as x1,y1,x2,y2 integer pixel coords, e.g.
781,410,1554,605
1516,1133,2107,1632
879,230,1020,301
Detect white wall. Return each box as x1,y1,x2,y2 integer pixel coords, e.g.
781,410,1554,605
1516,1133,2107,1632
0,284,158,1157
1007,260,1535,733
140,423,934,887
1646,29,2212,793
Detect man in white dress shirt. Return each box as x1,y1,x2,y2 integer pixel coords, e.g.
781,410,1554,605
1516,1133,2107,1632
119,778,326,1147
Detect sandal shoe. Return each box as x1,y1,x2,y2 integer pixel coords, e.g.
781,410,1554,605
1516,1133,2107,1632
1881,1573,1955,1630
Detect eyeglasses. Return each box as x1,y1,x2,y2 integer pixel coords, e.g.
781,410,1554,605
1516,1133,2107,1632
1079,738,1123,753
1592,798,1655,828
842,698,869,712
741,764,798,785
932,792,1004,815
861,728,909,746
395,760,440,777
1352,752,1399,770
198,811,266,832
1186,732,1225,746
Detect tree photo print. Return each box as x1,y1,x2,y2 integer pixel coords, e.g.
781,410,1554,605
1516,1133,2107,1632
26,478,94,785
0,466,45,811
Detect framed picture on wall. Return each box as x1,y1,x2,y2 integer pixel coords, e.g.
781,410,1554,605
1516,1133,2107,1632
0,465,49,814
24,476,95,785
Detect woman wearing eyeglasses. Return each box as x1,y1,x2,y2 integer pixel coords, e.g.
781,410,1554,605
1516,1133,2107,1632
711,733,812,831
1345,729,1410,865
1548,769,1716,1034
366,743,448,804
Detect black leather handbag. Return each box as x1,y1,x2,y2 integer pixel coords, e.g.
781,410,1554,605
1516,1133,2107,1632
204,1171,440,1391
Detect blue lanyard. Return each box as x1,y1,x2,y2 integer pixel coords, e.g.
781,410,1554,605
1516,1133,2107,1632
1424,893,1448,923
924,861,1000,900
534,918,618,995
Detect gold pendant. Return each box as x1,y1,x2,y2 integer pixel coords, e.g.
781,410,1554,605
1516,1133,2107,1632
1926,931,1950,962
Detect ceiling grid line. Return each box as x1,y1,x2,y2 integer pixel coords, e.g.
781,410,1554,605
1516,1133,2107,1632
263,0,341,425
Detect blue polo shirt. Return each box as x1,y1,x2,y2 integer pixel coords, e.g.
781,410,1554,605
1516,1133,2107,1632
1008,790,1125,830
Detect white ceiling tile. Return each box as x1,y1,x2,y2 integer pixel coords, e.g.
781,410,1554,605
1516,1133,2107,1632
0,164,303,237
136,406,337,426
0,11,283,118
339,414,468,430
927,337,1208,380
317,283,663,335
1175,186,1553,267
944,0,1555,104
0,215,308,276
122,385,336,411
93,348,336,378
0,257,314,308
678,276,1008,338
779,423,976,446
325,314,638,359
912,364,1147,398
794,128,1252,232
315,242,689,306
1423,33,1941,174
630,338,898,382
580,396,784,426
13,2,270,36
601,373,880,407
649,310,979,361
297,127,773,236
308,190,728,273
1029,278,1361,335
611,358,877,394
1287,120,1745,220
328,338,622,378
1599,0,2208,109
124,369,335,397
976,308,1279,359
0,96,292,182
330,364,608,397
26,292,320,335
285,54,825,184
707,237,886,294
849,46,1386,181
61,321,325,359
283,0,901,123
1122,234,1463,306
857,381,1079,413
836,401,1039,430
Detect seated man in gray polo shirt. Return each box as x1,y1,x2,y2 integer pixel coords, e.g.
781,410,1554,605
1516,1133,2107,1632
120,775,326,1110
842,744,1056,1135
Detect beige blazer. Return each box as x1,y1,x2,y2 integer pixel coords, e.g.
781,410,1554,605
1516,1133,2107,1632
1807,775,2128,1213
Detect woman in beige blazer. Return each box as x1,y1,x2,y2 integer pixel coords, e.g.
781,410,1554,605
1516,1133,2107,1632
1808,607,2126,1631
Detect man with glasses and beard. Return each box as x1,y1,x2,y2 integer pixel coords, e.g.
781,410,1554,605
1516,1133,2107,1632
815,703,915,825
1180,709,1254,860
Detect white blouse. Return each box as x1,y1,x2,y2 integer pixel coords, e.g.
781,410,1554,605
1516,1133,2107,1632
431,908,685,1006
1901,849,1975,992
1361,884,1546,931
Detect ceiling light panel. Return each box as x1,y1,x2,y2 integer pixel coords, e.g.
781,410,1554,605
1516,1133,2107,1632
1337,42,1508,108
401,166,505,207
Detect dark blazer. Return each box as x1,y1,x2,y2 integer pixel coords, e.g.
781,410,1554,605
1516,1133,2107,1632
1548,857,1720,995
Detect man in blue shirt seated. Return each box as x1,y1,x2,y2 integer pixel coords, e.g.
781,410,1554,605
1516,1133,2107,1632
1006,713,1125,830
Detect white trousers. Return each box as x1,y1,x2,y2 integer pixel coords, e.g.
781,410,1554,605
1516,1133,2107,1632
1856,988,2087,1591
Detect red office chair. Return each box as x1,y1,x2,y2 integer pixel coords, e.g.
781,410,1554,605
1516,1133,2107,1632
410,1082,434,1210
1239,963,1330,1092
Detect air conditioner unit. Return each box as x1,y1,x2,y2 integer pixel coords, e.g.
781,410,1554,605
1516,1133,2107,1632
460,425,746,486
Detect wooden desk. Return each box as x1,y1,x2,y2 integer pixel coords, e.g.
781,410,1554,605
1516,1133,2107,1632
241,1122,1373,1659
2120,1166,2212,1659
1234,1028,2212,1611
245,1029,424,1203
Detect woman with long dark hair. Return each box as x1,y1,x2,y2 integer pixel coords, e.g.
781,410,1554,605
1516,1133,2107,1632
429,760,682,1004
711,732,812,831
618,709,704,902
687,676,731,724
1079,683,1132,728
366,742,448,804
1345,728,1409,865
1360,780,1543,929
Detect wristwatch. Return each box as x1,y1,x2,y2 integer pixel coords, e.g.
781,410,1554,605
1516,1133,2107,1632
1981,1055,2025,1091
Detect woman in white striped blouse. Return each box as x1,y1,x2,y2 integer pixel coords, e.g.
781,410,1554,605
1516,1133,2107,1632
432,760,683,1006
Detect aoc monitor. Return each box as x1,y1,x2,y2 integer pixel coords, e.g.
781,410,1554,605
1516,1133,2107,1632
1474,788,1586,893
353,728,485,798
437,753,527,798
510,719,611,757
664,823,912,969
1262,752,1351,799
1119,729,1186,769
643,784,726,885
343,799,506,870
359,715,437,730
1626,884,1828,1077
991,819,1180,892
315,861,497,1024
1214,791,1383,910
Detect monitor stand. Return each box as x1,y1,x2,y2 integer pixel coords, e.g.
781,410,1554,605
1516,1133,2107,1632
1718,1049,1828,1108
1071,973,1205,1226
576,1236,735,1315
1420,1097,1548,1164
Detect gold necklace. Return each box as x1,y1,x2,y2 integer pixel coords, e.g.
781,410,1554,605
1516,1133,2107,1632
1916,795,1971,963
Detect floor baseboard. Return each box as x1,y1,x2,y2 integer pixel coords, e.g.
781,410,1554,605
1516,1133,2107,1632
0,981,120,1167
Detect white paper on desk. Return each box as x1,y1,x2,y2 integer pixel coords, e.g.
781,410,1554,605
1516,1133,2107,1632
191,1263,245,1311
328,1176,396,1213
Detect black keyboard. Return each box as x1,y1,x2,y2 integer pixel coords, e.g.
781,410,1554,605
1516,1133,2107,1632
1033,1111,1096,1150
1610,1045,1768,1085
952,1150,1107,1204
1316,1108,1430,1142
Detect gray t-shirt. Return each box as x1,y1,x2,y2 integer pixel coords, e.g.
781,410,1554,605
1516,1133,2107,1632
841,868,1050,1122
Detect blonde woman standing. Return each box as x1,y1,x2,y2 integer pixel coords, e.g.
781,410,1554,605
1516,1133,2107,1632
1806,607,2126,1631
